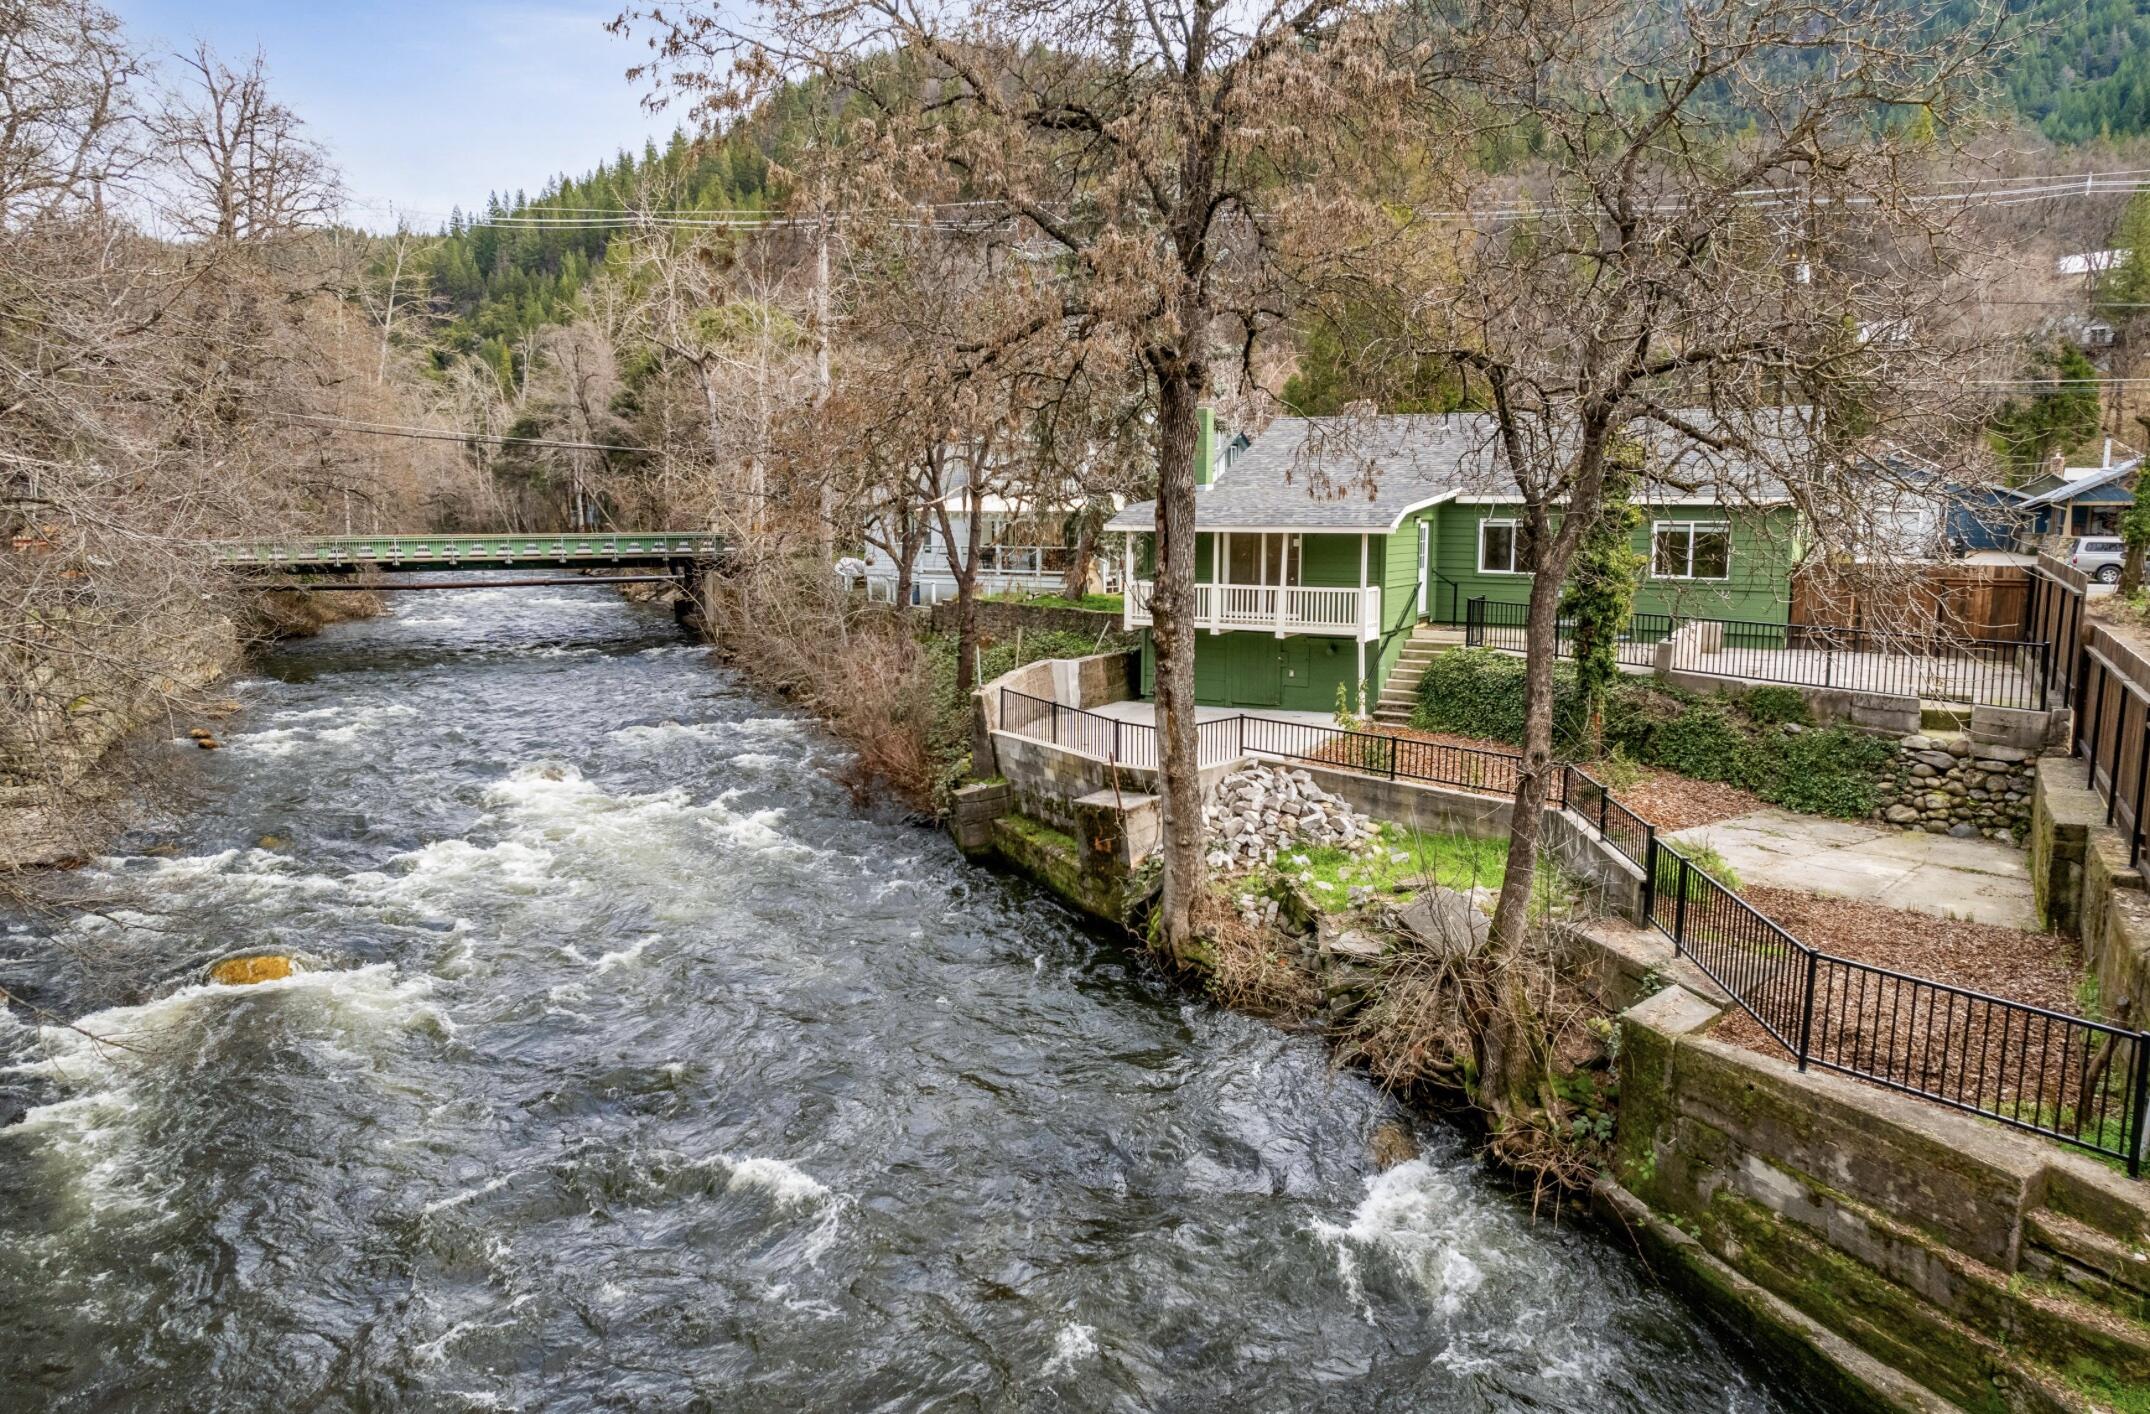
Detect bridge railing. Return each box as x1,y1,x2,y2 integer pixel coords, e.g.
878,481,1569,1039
212,533,723,567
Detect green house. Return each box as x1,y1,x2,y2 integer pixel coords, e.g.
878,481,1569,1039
1106,411,1807,717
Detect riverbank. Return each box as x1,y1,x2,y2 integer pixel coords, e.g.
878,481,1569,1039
0,586,384,874
948,652,2150,1412
0,582,1798,1411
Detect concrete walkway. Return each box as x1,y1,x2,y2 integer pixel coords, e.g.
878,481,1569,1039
1667,808,2039,930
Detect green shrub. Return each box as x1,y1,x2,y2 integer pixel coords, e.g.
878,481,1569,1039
1742,685,1813,727
1412,647,1583,744
1650,705,1752,784
1411,646,1890,820
1653,841,1742,900
1763,726,1896,817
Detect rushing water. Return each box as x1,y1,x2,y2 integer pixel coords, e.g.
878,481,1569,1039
0,581,1802,1412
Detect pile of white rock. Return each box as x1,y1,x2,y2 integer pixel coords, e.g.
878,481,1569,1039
1202,764,1376,872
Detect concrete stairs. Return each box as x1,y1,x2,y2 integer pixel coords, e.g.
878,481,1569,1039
1373,624,1468,726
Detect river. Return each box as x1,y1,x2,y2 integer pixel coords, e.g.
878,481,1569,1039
0,581,1802,1412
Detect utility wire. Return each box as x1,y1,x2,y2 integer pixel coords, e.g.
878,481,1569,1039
269,412,650,454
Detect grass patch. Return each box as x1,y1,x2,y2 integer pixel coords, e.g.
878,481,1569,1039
1276,823,1508,905
1252,823,1570,920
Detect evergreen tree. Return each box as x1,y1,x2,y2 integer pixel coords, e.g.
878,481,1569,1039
1989,346,2104,476
2096,191,2150,321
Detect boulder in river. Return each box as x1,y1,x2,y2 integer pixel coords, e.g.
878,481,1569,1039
209,955,294,986
1371,1120,1420,1170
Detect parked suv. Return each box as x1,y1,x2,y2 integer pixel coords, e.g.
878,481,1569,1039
2068,536,2127,584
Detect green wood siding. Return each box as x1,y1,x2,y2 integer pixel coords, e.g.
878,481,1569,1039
1135,523,1424,713
1429,502,1799,625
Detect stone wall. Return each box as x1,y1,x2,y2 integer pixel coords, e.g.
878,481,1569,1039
1871,733,2039,844
1606,942,2150,1412
928,597,1128,644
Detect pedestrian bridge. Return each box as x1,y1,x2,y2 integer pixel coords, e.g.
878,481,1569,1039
215,532,722,574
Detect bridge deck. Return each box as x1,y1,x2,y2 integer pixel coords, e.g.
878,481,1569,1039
216,533,722,572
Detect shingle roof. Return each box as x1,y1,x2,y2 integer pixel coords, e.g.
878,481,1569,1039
1105,411,1808,534
2016,457,2139,507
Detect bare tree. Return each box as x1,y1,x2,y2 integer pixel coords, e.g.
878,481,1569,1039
152,43,339,243
612,0,1418,960
1307,0,2005,1127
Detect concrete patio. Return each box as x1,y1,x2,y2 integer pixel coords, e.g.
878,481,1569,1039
1667,808,2039,930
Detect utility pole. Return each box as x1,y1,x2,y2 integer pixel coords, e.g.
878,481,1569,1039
814,165,836,559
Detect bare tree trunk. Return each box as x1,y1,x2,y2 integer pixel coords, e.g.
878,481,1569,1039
1477,554,1559,1119
1062,506,1096,600
1150,364,1206,962
949,480,985,694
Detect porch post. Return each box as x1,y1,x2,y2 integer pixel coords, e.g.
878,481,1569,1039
1122,533,1136,632
1356,533,1370,711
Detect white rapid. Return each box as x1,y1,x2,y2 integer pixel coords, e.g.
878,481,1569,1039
0,578,1799,1412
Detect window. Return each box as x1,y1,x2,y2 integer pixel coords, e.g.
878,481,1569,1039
1652,521,1731,580
1220,533,1301,585
1478,519,1531,575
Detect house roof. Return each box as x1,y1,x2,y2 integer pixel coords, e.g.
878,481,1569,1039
2015,455,2140,507
1105,411,1807,535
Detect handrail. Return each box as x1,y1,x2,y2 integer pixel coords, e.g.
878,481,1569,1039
1647,834,2150,1172
997,681,2148,1172
209,532,723,567
1461,596,2050,711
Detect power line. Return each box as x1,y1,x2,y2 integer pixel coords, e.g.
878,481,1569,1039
425,167,2150,234
270,412,650,454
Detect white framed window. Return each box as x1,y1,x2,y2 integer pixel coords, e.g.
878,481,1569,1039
1219,532,1302,585
1478,519,1530,575
1652,521,1731,581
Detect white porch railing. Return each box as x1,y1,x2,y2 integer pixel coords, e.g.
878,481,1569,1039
1124,580,1380,640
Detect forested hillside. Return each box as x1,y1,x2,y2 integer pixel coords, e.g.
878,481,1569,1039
1993,0,2150,144
424,130,777,386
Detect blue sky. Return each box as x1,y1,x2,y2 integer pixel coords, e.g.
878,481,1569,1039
110,1,687,229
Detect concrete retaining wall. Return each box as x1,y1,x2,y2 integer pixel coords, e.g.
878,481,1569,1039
928,597,1126,643
971,650,1140,779
1653,663,1925,734
2032,756,2150,1032
1605,935,2150,1411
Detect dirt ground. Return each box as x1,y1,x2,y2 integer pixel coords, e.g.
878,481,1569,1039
1709,885,2088,1060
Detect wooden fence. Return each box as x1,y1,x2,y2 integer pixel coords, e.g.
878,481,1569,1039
1790,563,2034,643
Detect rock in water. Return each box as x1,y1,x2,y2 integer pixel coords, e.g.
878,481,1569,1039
1371,1120,1420,1170
209,955,294,986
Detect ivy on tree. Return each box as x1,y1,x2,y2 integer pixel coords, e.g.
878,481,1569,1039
1564,444,1646,757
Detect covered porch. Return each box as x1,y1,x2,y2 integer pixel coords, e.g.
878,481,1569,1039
1118,530,1386,641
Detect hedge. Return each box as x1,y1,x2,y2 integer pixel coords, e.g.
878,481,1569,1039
1411,647,1890,819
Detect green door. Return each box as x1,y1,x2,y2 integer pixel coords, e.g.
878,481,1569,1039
1227,636,1281,707
1279,640,1313,707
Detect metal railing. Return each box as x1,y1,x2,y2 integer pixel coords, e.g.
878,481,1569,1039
212,532,724,567
1462,597,2049,711
1000,684,2148,1170
995,689,1649,870
1646,836,2150,1172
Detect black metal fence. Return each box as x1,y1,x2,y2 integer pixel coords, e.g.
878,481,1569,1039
997,689,1650,870
1646,837,2150,1172
1000,684,2147,1169
1462,597,2049,711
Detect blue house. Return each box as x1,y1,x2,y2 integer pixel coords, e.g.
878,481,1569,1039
2009,445,2140,546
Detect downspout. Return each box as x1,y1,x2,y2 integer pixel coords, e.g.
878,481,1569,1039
1357,532,1370,713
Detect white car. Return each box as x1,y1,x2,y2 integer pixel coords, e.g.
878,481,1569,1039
2067,536,2127,584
